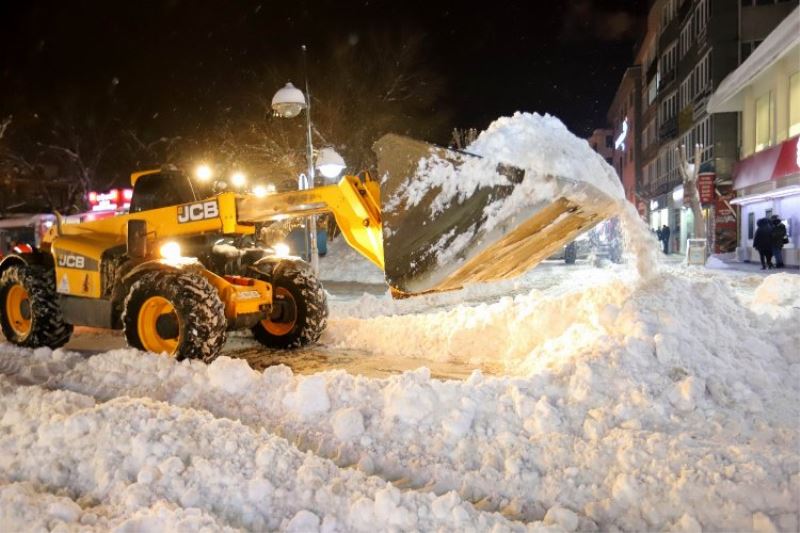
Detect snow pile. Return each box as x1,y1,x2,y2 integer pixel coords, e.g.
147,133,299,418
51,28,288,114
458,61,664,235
318,237,385,285
752,272,800,316
1,266,798,531
467,112,624,201
0,373,524,532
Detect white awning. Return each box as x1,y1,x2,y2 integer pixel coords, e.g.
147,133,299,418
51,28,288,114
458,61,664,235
707,7,800,114
730,185,800,206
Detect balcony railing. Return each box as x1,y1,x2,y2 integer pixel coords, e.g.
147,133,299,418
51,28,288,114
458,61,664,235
659,69,676,91
659,116,678,141
693,89,711,121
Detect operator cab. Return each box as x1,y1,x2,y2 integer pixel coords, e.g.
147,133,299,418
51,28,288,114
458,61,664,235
129,170,214,213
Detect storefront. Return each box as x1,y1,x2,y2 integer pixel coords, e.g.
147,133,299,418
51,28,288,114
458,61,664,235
732,135,800,266
649,195,670,232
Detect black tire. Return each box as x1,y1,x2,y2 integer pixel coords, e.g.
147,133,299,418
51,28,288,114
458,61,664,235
123,270,227,362
252,261,328,349
0,264,73,348
564,242,578,264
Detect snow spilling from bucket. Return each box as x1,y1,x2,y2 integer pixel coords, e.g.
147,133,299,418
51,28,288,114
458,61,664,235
618,202,662,279
467,112,624,201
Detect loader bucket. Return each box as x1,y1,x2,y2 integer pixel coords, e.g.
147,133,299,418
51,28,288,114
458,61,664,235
374,134,622,295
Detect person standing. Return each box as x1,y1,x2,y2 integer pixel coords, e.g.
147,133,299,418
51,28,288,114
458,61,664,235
770,214,788,268
661,225,671,254
753,217,774,270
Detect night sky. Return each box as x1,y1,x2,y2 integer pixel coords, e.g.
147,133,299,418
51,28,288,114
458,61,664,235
0,0,647,142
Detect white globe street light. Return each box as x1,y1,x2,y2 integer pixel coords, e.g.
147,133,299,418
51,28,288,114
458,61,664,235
271,45,321,274
271,82,307,118
316,147,346,179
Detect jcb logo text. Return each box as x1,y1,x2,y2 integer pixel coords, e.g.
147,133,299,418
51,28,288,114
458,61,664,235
58,255,85,269
178,201,219,223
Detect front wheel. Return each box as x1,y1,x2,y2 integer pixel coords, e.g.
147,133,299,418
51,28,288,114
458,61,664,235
123,270,227,362
252,262,328,349
0,264,73,348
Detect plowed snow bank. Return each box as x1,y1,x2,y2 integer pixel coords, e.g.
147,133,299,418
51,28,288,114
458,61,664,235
1,270,798,531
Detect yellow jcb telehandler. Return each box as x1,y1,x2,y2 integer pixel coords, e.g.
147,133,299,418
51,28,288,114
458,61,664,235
0,134,619,362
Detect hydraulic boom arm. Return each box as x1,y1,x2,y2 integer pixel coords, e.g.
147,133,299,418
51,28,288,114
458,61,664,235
236,174,385,271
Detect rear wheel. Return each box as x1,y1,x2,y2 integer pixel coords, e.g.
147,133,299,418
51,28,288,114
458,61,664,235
252,261,328,349
0,264,73,348
123,270,227,362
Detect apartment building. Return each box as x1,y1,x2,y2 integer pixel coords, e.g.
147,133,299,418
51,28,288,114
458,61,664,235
623,0,797,254
587,128,615,166
608,68,642,205
708,7,800,266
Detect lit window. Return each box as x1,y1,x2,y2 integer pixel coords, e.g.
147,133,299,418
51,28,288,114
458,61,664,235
754,91,773,152
790,72,800,138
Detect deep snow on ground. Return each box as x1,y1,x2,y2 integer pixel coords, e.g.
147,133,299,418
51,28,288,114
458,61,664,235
1,256,798,532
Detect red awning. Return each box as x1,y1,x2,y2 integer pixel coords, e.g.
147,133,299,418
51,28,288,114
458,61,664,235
734,135,800,190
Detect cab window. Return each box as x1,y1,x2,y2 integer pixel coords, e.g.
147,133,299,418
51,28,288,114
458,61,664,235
129,173,197,213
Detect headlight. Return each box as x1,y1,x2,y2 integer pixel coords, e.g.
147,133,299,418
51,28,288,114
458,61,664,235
231,172,247,188
195,164,213,181
274,242,290,257
253,184,276,198
159,241,182,260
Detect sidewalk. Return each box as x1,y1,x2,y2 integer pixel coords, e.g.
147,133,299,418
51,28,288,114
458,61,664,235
654,251,799,275
700,253,798,276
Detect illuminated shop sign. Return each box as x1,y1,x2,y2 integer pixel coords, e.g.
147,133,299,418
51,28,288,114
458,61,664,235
88,189,133,212
615,117,628,151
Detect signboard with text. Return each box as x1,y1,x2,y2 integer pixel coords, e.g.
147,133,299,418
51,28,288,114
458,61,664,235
714,186,737,253
697,172,715,205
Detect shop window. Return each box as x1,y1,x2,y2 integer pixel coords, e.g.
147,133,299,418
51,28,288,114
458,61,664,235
790,72,800,138
748,212,755,239
755,91,774,152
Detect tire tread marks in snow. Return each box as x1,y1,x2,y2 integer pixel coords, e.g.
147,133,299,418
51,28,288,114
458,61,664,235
0,264,73,348
252,261,328,349
123,270,227,362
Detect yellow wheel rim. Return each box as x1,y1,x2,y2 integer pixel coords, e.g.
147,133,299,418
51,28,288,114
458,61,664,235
137,295,180,355
5,284,32,337
261,287,296,336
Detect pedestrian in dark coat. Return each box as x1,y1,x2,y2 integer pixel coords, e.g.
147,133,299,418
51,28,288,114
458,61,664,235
661,225,671,254
753,217,774,269
770,214,788,268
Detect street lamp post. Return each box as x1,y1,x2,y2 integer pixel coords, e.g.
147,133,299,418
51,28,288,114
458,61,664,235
271,45,319,273
272,47,347,273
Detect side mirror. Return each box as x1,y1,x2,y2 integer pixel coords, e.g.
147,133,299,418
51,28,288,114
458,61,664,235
127,220,147,258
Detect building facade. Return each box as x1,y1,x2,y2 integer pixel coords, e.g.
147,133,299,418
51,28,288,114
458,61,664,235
616,0,797,254
708,6,800,266
608,67,642,205
586,128,615,166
